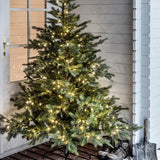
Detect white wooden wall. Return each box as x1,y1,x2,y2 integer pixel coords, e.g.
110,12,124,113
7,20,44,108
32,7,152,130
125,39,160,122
76,0,133,123
150,0,160,148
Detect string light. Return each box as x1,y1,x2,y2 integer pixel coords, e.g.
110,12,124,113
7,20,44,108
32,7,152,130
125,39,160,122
112,131,116,135
65,10,69,14
80,126,84,130
47,127,51,131
49,110,53,113
126,126,129,130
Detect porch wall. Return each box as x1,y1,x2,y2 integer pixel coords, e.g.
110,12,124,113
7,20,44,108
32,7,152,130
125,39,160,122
76,0,133,122
150,0,160,148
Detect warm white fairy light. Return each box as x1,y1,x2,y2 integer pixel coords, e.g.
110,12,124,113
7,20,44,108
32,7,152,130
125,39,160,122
80,126,84,130
112,131,116,135
49,110,53,113
65,10,68,14
26,101,29,104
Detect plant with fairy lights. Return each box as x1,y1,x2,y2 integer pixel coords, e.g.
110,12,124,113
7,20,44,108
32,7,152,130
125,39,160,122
0,0,140,157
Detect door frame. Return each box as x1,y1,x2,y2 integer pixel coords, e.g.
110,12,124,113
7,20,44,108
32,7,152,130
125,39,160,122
0,0,49,158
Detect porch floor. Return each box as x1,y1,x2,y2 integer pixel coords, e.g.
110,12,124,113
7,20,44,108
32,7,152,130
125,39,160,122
2,142,101,160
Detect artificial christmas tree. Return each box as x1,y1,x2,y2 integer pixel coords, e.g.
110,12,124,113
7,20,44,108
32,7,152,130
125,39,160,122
0,0,140,158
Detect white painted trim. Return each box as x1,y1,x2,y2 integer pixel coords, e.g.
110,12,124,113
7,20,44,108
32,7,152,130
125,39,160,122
132,0,142,145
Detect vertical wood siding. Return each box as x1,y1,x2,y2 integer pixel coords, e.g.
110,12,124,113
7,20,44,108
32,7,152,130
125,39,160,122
76,0,133,122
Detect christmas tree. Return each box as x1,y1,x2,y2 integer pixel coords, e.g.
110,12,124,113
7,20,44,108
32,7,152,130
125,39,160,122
0,0,139,157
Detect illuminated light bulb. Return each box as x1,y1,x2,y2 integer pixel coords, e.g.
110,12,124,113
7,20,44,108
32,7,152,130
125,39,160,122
44,43,47,47
55,121,58,124
58,95,63,99
91,108,94,111
56,58,59,60
82,80,85,83
47,127,51,131
53,88,55,90
51,119,55,123
80,126,84,130
3,119,7,122
26,101,29,104
53,125,56,128
52,35,54,38
64,3,67,6
49,110,53,113
87,135,90,138
74,26,76,29
92,72,96,75
31,102,34,105
66,60,69,63
112,132,116,135
62,138,65,141
126,126,129,130
92,65,96,68
82,120,85,124
65,10,69,14
97,136,101,140
56,0,59,4
62,135,65,138
106,105,109,108
76,35,79,37
66,29,69,33
109,124,112,127
116,129,119,133
53,81,56,85
57,131,60,134
78,44,81,47
56,110,60,114
57,85,60,88
6,126,10,129
58,20,61,23
112,116,115,119
66,43,69,46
